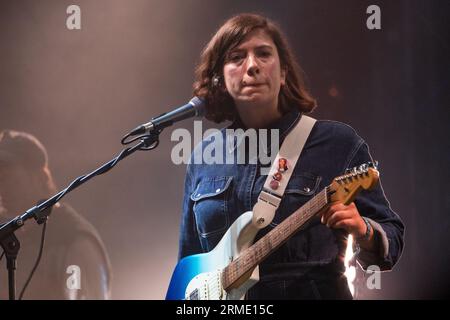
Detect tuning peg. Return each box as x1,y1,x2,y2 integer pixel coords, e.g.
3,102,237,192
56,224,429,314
364,161,378,169
358,163,368,172
345,166,359,174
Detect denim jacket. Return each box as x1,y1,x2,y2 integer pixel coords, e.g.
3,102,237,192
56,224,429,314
178,110,405,284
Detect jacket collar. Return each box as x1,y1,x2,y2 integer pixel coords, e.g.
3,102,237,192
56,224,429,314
226,109,302,154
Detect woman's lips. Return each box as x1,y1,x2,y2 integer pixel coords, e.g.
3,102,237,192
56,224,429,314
243,82,264,87
242,83,265,91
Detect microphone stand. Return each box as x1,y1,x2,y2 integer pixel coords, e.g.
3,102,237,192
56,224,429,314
0,131,160,300
0,229,20,300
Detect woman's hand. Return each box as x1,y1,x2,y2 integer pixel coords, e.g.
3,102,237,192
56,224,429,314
321,202,375,250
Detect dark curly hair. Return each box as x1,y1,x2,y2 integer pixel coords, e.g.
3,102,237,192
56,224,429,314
193,13,317,123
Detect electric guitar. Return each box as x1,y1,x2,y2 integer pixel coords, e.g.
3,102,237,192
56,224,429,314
166,162,379,300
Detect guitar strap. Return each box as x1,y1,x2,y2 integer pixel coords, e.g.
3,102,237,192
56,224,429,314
251,114,316,229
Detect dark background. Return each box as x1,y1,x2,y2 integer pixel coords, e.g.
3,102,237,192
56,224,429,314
0,0,448,299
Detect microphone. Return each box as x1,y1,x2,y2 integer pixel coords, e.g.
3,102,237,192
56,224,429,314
130,97,205,135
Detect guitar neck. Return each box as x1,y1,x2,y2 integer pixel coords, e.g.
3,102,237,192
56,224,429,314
222,187,330,290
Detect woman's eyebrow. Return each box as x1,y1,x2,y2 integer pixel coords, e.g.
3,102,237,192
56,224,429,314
254,45,274,50
231,44,274,53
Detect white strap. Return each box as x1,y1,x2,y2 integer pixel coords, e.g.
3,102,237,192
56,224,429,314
252,115,316,229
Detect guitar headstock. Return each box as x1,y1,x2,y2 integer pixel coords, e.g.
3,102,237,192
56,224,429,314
328,161,379,205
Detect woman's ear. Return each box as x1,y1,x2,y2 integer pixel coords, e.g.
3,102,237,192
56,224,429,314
280,68,287,86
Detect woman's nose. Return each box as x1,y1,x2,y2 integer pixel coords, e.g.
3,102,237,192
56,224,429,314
245,54,260,76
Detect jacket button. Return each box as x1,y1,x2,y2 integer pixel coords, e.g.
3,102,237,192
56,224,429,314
303,187,310,193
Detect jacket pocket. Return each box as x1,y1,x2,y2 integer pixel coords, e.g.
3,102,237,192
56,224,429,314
271,172,322,226
191,176,233,238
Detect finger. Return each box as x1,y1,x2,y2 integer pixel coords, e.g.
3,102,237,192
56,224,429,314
323,203,352,225
321,208,335,224
326,210,352,228
332,218,355,231
321,209,330,224
321,203,344,223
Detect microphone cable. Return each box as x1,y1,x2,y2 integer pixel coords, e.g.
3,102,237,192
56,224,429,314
18,221,47,300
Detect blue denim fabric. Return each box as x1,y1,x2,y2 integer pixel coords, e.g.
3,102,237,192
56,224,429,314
177,110,405,299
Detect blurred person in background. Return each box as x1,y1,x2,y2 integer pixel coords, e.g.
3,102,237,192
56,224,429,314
0,129,112,299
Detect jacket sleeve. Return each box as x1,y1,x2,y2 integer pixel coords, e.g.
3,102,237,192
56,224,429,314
177,163,203,260
345,140,405,271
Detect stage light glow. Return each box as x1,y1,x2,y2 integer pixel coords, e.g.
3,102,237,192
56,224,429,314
344,234,356,297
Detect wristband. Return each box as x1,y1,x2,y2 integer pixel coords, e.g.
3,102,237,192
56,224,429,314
357,217,372,241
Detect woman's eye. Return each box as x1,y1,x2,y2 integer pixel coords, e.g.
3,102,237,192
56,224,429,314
258,51,271,58
230,54,243,62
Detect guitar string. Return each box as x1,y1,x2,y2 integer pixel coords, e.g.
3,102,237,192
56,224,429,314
223,187,329,287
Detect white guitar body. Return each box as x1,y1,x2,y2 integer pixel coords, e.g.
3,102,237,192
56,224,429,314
166,211,260,300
